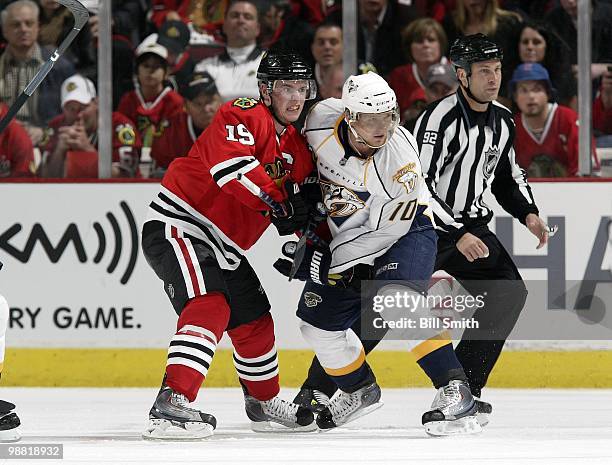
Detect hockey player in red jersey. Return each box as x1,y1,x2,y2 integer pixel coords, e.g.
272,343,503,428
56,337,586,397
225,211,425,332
141,51,318,440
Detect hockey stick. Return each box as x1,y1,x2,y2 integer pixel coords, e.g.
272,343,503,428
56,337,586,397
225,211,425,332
0,0,89,134
236,173,286,216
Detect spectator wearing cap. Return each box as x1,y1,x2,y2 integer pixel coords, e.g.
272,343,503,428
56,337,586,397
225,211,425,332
593,67,612,147
194,0,265,102
157,20,197,89
41,74,142,178
510,63,599,177
0,0,75,145
117,36,184,163
424,62,458,103
0,103,36,177
387,18,449,123
150,72,223,177
403,61,459,133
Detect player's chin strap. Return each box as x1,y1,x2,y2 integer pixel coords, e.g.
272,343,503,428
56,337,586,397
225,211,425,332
461,72,491,105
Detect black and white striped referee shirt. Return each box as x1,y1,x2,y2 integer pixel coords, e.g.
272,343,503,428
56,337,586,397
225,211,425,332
413,89,539,240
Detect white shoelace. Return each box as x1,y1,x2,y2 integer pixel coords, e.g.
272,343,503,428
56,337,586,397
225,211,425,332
433,383,461,411
263,397,298,421
329,392,360,420
312,390,330,406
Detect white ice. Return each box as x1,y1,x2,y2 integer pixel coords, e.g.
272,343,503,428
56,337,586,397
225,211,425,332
1,387,611,465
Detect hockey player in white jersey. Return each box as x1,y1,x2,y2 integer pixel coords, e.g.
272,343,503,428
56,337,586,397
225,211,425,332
0,263,21,442
274,72,483,435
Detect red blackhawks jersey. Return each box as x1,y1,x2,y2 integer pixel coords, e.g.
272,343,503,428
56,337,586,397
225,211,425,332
41,112,142,177
514,103,598,177
0,103,35,177
117,86,184,152
147,97,314,270
150,111,198,171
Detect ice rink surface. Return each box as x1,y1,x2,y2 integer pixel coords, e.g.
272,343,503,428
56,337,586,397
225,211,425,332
1,387,611,465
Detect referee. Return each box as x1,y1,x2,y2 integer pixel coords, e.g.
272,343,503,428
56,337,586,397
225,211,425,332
413,33,550,402
293,34,552,423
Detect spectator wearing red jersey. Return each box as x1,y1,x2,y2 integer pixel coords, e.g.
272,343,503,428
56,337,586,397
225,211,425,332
117,36,184,164
41,74,142,178
387,18,449,123
0,103,36,178
510,63,598,177
150,71,223,177
593,68,612,147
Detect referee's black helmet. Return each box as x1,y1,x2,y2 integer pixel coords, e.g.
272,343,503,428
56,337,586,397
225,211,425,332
449,34,503,72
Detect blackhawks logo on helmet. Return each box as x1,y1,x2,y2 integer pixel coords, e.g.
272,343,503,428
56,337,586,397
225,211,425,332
233,98,258,110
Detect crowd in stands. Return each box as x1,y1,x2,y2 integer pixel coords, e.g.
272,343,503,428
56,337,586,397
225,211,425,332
0,0,610,179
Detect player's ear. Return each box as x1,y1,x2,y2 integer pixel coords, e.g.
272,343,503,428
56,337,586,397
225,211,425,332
259,82,272,106
456,68,467,87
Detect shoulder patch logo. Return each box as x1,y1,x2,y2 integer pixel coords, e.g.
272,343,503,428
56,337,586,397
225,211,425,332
233,97,258,109
393,162,418,194
483,145,500,179
304,291,322,308
320,181,365,217
117,125,136,145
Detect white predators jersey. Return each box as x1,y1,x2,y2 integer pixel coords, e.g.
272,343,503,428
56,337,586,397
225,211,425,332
305,98,433,274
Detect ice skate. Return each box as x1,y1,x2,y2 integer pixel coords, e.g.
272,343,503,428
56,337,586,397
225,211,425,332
293,387,330,414
245,395,317,432
316,382,383,430
422,380,482,436
143,386,216,440
0,400,20,442
474,398,493,427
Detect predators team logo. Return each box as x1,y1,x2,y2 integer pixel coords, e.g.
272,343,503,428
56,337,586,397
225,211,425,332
320,181,365,217
233,98,258,109
393,163,418,194
483,145,500,179
304,292,322,308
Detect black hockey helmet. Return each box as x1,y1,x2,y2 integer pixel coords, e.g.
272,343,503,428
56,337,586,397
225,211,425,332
449,33,503,73
256,50,314,82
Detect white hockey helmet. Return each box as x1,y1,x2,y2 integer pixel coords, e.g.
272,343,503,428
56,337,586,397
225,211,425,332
342,72,399,149
342,72,397,116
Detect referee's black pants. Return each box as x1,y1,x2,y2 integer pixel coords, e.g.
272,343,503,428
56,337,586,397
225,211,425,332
300,222,527,399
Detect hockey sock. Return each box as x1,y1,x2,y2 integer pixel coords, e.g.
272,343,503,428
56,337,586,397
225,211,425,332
414,342,467,389
328,360,376,393
165,292,230,402
228,312,280,401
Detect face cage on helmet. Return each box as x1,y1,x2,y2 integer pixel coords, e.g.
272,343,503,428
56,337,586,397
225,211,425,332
261,79,317,101
346,106,400,150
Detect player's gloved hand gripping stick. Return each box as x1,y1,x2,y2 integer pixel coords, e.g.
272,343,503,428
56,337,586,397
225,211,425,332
0,1,89,133
236,173,327,280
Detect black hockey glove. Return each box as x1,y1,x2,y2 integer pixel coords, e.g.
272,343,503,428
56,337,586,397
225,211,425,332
273,241,370,291
270,180,309,236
